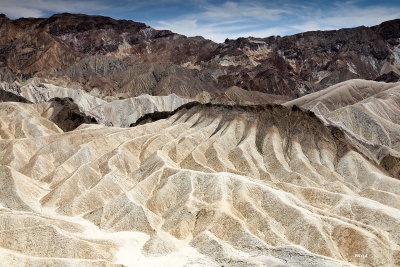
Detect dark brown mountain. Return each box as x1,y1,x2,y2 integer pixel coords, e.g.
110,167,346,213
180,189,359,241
0,13,399,100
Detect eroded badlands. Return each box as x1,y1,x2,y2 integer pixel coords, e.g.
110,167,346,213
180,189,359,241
1,86,400,266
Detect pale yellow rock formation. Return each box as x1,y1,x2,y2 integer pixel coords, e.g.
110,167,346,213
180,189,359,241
0,100,399,266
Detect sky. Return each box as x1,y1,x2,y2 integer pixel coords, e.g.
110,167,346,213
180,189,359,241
0,0,399,42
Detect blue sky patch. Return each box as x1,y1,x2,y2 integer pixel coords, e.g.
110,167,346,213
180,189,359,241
1,0,399,42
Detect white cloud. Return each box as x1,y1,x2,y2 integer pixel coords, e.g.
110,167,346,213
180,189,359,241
155,18,290,42
153,1,400,42
1,0,398,43
152,1,291,42
290,4,400,32
156,19,234,42
0,0,111,18
201,1,288,21
0,5,44,18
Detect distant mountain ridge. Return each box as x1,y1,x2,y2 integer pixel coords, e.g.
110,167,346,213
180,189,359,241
0,13,399,101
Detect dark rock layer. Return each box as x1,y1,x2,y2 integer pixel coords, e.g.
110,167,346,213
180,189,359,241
0,90,31,103
46,97,97,131
0,13,399,100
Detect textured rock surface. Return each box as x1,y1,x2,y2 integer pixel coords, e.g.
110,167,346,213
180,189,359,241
0,101,63,138
0,100,399,266
0,13,399,100
0,81,193,127
286,79,400,177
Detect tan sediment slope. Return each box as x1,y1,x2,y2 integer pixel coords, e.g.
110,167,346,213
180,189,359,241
1,82,193,127
285,79,400,176
284,79,400,115
0,101,399,266
0,101,63,139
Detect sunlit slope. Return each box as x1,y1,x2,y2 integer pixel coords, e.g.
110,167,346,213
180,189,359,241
0,103,399,266
1,82,193,127
286,79,400,177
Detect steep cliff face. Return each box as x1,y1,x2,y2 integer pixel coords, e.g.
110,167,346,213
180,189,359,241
0,13,399,100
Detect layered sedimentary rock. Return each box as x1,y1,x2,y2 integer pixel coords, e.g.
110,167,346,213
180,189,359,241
0,98,399,266
0,13,399,100
0,82,193,127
